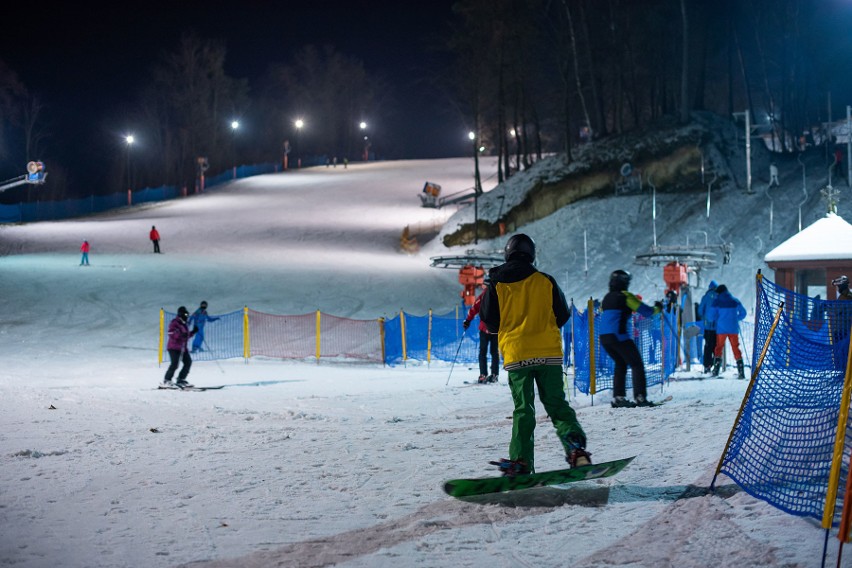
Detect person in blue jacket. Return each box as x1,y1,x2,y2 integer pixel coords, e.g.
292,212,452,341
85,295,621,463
696,281,719,374
706,284,747,378
189,301,219,353
599,270,663,407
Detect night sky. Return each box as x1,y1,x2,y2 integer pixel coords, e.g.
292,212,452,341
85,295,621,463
0,1,464,192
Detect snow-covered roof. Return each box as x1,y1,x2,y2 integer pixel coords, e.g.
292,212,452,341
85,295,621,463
764,212,852,262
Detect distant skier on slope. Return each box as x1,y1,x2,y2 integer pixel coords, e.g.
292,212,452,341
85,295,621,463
480,233,590,476
163,306,196,389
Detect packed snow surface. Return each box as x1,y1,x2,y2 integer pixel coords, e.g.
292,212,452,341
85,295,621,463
0,158,840,567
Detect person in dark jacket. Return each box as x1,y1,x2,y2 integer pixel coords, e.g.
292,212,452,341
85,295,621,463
696,280,719,374
480,233,589,475
463,291,499,383
163,306,196,388
599,269,663,407
189,301,219,353
706,284,747,378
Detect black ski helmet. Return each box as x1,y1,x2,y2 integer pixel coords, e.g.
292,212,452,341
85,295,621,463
177,306,189,321
609,269,631,291
833,275,849,290
504,233,536,262
200,300,208,309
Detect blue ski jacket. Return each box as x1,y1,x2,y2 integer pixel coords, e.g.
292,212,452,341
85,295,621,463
706,290,746,335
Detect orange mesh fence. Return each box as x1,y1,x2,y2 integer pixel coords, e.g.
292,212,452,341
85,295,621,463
247,310,316,359
319,313,383,362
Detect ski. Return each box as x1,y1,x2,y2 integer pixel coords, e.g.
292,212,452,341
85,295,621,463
443,456,635,498
157,385,224,391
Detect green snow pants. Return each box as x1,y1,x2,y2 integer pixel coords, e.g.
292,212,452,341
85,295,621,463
508,364,586,473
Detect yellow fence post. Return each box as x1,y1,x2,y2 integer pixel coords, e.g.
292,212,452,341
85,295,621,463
243,306,250,362
587,297,597,395
316,310,322,363
427,308,433,366
400,309,407,363
158,308,164,366
379,317,386,366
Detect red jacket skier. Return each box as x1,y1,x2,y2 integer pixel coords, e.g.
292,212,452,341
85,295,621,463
464,292,500,383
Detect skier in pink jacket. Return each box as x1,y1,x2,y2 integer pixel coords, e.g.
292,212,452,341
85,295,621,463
162,306,196,389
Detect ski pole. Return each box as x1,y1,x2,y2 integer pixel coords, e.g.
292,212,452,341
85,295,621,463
203,337,226,374
445,330,468,386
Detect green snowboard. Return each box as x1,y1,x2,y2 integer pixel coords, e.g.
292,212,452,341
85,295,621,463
443,456,635,498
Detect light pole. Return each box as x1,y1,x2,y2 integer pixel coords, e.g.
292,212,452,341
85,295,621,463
469,131,483,244
295,119,304,168
230,120,239,178
125,134,134,191
360,121,371,161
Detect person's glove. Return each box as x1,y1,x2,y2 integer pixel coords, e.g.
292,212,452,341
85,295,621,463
191,326,199,336
463,320,470,330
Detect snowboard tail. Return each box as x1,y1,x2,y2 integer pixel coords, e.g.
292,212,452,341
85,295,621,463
443,456,635,498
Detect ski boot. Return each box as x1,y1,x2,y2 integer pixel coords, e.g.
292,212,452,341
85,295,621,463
611,396,637,408
486,374,498,383
711,357,722,377
736,359,746,380
477,375,488,384
161,379,178,389
490,458,530,477
175,380,195,389
635,394,655,407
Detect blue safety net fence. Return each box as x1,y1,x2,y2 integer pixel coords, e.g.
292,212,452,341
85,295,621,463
718,276,852,522
0,163,278,224
572,303,679,395
384,309,478,366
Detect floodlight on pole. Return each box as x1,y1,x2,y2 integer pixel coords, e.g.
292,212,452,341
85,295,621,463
295,119,304,168
230,120,240,178
125,135,134,196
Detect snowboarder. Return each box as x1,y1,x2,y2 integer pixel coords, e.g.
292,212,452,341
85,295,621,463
189,301,219,353
697,281,719,374
599,269,663,407
769,163,779,188
149,225,161,253
480,233,590,475
706,284,747,379
80,240,90,266
463,290,499,383
163,306,196,388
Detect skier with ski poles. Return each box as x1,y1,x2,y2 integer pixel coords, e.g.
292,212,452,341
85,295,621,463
480,233,590,476
189,301,219,353
463,288,500,384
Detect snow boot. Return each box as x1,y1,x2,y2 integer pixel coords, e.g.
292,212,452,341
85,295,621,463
175,380,194,389
736,359,746,380
566,448,592,468
477,375,488,384
712,357,722,377
611,396,637,408
486,374,498,383
492,458,530,477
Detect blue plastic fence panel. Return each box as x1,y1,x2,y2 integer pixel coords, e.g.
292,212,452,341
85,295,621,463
719,276,851,521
